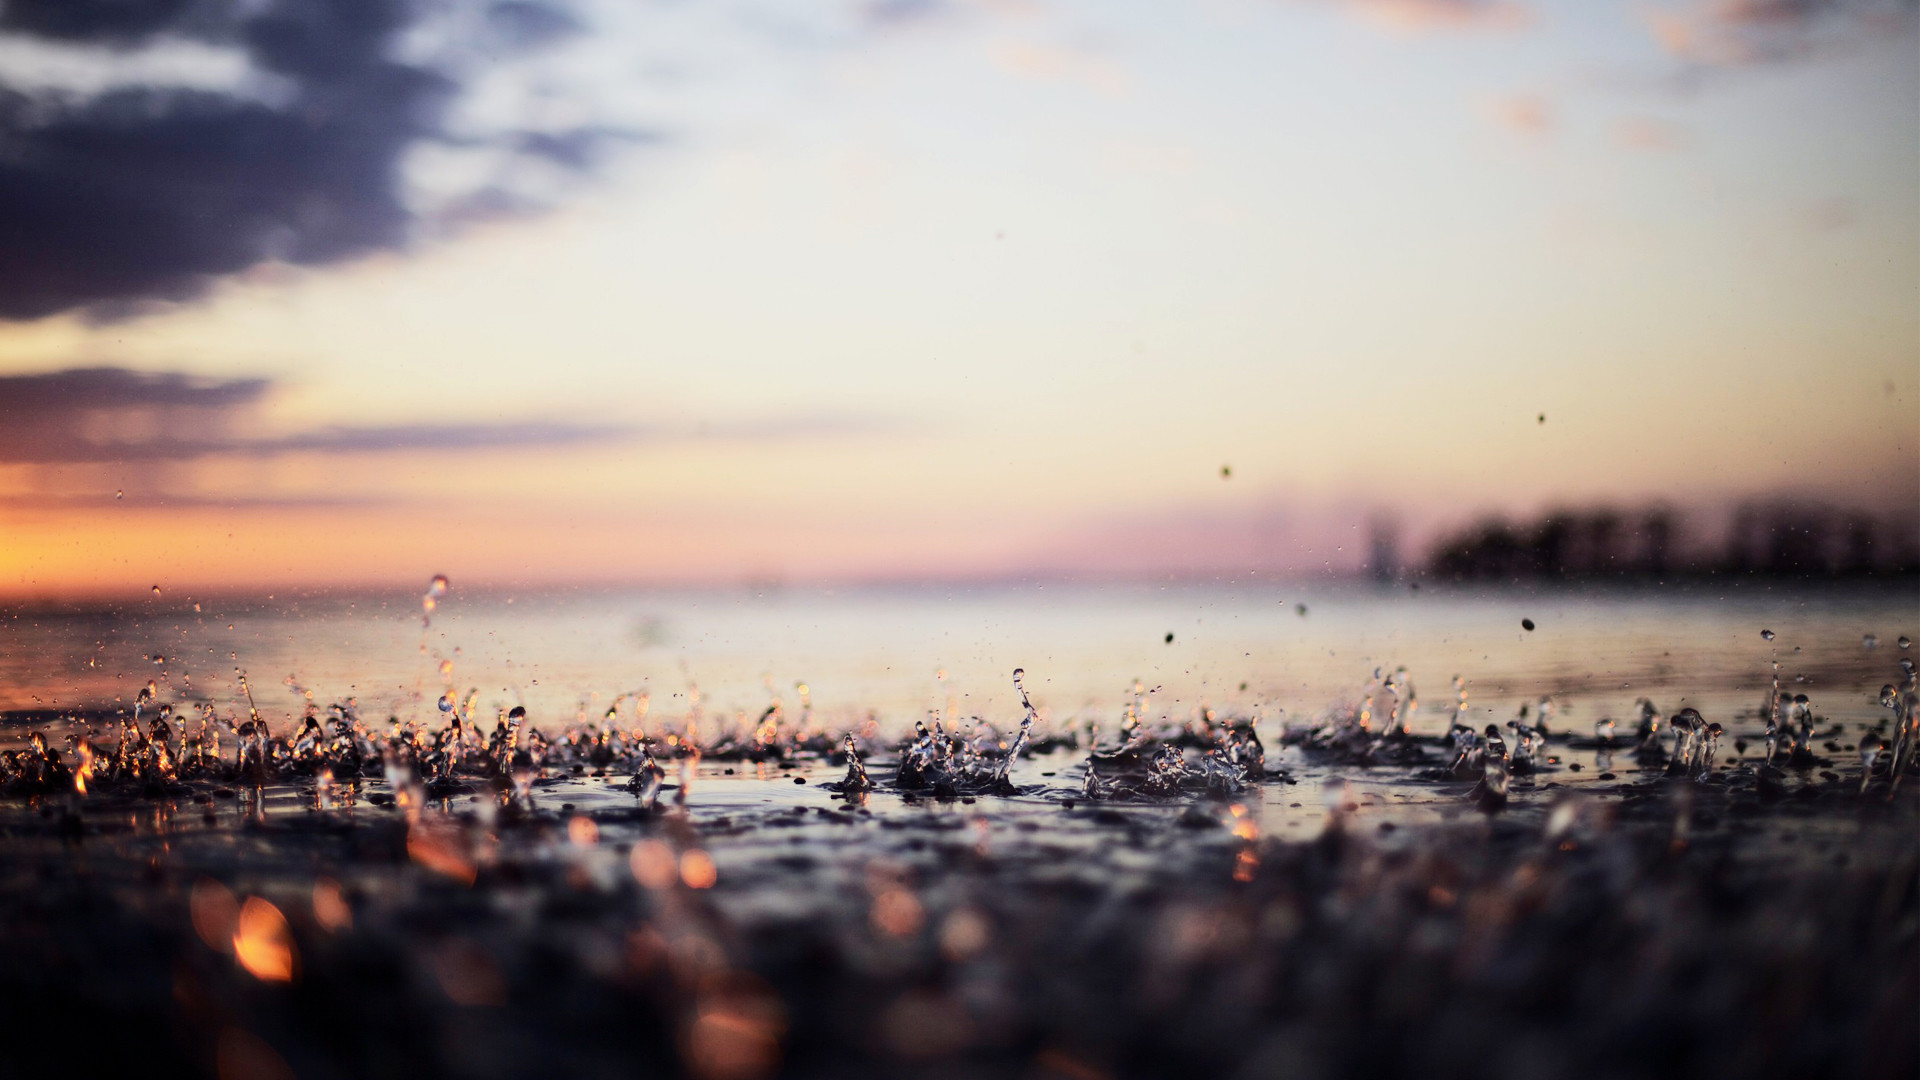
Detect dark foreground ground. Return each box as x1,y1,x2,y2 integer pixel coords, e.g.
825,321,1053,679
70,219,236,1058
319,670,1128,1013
0,727,1913,1080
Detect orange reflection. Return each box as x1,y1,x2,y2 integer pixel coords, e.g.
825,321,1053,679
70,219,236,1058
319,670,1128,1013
233,897,296,982
312,876,352,932
408,821,478,885
190,877,239,954
680,849,717,889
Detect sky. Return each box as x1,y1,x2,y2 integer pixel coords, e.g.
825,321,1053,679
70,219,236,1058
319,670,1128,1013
0,0,1915,595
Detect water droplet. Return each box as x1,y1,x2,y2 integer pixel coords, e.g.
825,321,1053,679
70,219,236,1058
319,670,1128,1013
1521,618,1535,632
151,584,162,597
1864,633,1879,648
1900,636,1912,650
115,489,123,500
1165,632,1175,644
1220,464,1232,479
422,575,450,621
1760,629,1775,642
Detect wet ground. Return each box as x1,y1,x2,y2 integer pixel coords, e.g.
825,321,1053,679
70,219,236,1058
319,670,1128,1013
0,584,1915,1079
1,716,1915,1080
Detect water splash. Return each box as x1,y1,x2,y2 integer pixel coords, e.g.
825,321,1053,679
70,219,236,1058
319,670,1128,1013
629,743,666,809
1474,724,1509,811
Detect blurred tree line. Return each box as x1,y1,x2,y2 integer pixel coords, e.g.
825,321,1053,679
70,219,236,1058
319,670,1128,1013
1422,501,1919,582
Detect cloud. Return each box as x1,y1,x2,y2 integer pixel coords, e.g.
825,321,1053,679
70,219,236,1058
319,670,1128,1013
0,367,627,465
1294,0,1531,34
1646,0,1917,68
0,367,902,466
990,40,1129,96
1487,94,1553,135
1613,115,1691,151
0,0,639,322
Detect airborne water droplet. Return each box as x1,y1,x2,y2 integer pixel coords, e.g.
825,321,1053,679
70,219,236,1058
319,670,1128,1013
422,574,450,624
1900,636,1912,650
115,489,124,500
151,584,162,597
1760,629,1775,642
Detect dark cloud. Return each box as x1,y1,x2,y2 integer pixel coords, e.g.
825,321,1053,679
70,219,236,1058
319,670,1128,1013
0,367,627,463
1649,0,1917,67
0,0,629,322
0,367,904,467
485,0,581,47
0,0,208,43
0,491,392,509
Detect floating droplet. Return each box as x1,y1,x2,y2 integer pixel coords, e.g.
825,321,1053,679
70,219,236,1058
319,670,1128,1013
422,574,450,620
1521,618,1535,632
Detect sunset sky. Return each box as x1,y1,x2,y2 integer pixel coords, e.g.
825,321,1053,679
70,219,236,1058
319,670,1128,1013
0,0,1914,595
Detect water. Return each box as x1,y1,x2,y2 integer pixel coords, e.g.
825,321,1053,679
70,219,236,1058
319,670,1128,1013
5,581,1911,743
0,579,1914,1079
5,578,1913,846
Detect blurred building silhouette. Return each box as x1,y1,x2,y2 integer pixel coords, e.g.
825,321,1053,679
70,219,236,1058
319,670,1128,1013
1425,501,1917,583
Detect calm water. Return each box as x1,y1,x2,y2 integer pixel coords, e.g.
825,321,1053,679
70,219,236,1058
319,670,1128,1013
4,579,1912,742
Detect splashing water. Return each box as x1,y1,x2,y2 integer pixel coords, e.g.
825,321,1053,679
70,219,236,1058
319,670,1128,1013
1476,724,1510,811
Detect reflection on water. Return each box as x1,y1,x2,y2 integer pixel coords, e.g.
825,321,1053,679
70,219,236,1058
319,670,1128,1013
3,581,1913,741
